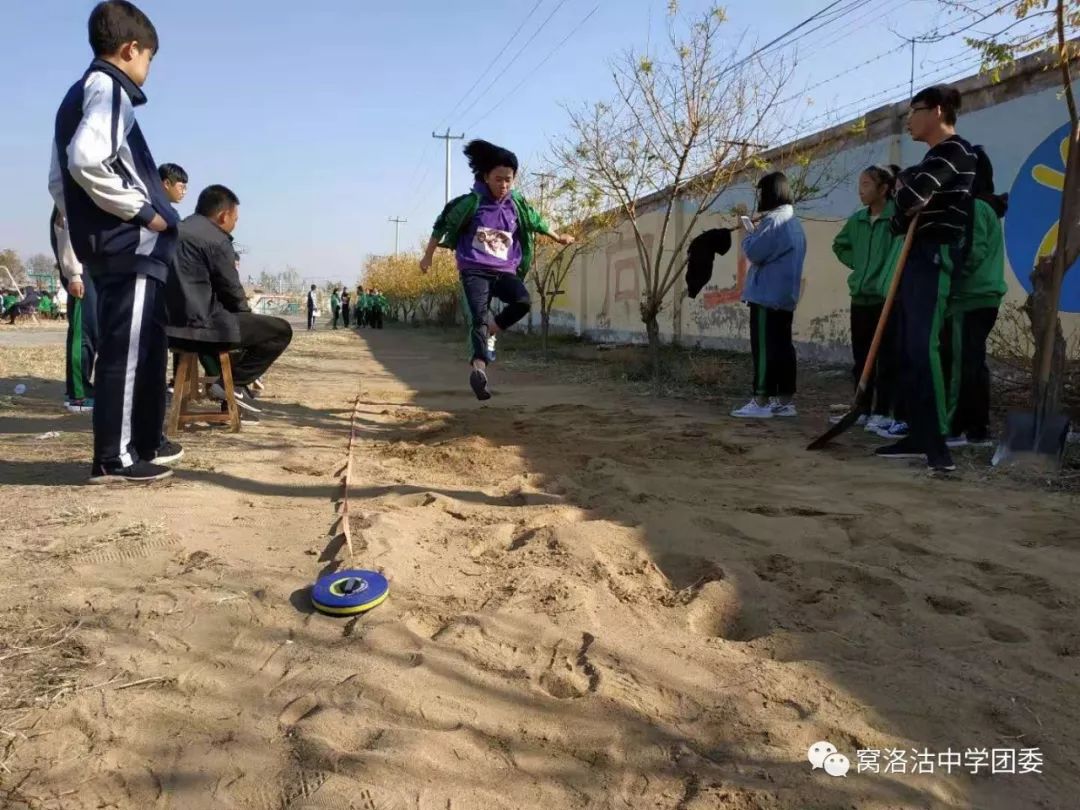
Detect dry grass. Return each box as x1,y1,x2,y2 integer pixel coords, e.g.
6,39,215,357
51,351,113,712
0,346,65,381
0,614,91,775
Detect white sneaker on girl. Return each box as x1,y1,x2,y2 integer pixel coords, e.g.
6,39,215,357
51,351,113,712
731,400,774,419
769,398,797,417
865,414,892,433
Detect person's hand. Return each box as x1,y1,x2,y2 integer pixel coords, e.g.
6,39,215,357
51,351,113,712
556,233,575,246
419,255,432,273
148,213,169,233
69,279,85,299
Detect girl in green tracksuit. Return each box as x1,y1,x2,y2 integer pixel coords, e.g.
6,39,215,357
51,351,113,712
942,186,1008,447
832,164,904,435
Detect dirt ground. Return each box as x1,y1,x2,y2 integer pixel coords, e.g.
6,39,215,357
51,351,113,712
0,323,1077,810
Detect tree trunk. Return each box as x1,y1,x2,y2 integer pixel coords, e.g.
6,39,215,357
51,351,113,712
541,309,550,357
644,312,662,386
1026,256,1068,412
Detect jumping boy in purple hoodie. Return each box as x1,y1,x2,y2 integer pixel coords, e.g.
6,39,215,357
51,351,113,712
420,139,573,400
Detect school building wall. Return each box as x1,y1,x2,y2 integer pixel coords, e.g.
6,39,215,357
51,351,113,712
544,51,1080,359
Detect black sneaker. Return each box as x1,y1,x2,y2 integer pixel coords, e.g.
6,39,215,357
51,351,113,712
152,440,184,465
874,437,926,460
927,448,957,473
469,368,492,401
89,460,173,484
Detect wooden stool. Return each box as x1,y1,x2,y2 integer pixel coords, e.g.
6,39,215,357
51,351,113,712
167,350,241,437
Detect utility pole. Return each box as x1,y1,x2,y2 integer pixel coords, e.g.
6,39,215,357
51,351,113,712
388,216,407,255
433,129,465,204
908,37,916,99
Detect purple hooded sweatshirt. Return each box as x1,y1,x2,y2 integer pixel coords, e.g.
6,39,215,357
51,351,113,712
456,181,522,274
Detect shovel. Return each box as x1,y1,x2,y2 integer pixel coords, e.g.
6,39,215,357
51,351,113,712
992,263,1071,468
808,216,917,451
992,120,1080,469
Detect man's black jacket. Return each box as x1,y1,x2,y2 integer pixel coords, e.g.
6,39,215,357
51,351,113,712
166,214,248,344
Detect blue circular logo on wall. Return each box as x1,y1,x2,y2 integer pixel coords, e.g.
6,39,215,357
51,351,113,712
1005,121,1080,313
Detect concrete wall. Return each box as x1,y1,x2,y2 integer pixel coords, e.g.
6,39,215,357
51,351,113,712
548,53,1080,357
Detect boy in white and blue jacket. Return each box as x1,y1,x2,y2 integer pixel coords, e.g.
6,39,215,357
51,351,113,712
49,1,180,483
731,172,807,419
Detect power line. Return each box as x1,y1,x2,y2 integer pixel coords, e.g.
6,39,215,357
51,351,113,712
797,50,982,132
396,5,548,231
464,4,601,133
779,42,908,105
453,0,572,127
797,0,904,54
434,0,546,131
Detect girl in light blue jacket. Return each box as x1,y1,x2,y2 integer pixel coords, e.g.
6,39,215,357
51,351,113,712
731,172,807,419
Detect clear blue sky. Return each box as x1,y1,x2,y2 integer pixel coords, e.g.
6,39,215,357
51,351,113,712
0,0,1005,284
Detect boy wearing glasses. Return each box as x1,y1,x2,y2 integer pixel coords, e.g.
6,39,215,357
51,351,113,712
877,84,977,473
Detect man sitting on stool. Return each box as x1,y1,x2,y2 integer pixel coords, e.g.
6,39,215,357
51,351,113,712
167,185,292,422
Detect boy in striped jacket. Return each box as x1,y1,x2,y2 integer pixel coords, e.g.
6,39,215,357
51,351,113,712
877,84,977,474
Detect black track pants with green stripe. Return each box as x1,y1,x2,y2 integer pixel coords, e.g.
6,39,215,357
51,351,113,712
749,303,796,398
942,306,998,440
60,273,97,402
895,240,951,453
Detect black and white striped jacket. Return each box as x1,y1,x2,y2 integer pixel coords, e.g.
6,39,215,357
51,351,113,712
49,59,179,282
893,134,977,245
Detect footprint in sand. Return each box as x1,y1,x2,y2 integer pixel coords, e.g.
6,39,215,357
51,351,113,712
278,692,321,728
925,594,973,616
982,618,1030,643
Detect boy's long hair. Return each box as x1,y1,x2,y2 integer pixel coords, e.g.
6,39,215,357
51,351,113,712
464,140,519,181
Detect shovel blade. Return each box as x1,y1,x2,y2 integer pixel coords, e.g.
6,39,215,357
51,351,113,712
991,411,1071,468
807,405,866,451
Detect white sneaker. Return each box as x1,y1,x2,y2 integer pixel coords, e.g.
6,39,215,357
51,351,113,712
731,399,774,419
865,415,892,433
209,381,261,414
877,420,909,439
486,334,497,362
769,398,797,418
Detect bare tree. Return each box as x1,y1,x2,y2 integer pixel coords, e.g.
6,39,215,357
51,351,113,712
554,5,807,379
530,177,616,355
951,0,1080,409
0,249,27,288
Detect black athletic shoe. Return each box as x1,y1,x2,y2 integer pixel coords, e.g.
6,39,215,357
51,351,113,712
152,440,184,465
89,460,173,484
470,368,492,401
874,437,926,460
927,448,957,473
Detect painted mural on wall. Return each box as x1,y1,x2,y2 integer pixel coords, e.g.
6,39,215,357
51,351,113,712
1005,121,1080,313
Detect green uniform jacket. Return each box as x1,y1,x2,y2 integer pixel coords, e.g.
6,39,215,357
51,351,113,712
946,199,1007,313
431,188,553,278
832,201,901,305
